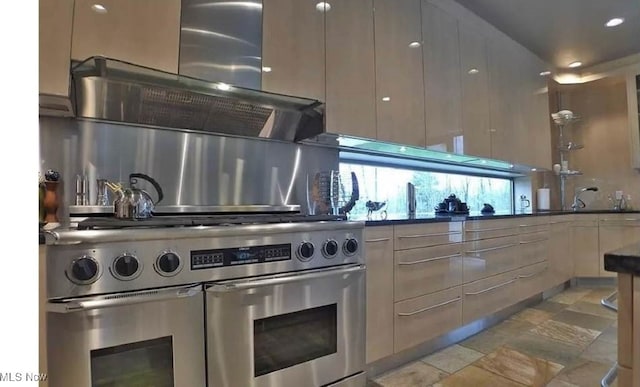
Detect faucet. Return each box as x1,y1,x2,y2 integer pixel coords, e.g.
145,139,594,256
571,187,599,211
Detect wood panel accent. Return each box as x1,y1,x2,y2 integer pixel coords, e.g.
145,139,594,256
262,0,325,100
394,243,463,301
618,273,633,369
364,227,394,363
325,0,376,138
634,277,640,386
394,286,462,353
39,0,74,97
71,0,181,73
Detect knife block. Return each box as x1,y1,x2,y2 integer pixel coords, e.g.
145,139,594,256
43,181,60,223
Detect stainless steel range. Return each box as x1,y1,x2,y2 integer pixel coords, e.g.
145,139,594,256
44,213,366,387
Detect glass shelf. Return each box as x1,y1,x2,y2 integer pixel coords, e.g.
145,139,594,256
559,170,583,176
553,115,582,126
557,143,584,151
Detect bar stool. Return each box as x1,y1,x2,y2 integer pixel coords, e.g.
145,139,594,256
600,291,618,387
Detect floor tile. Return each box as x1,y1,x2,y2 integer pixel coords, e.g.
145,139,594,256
474,346,563,386
549,288,592,305
431,366,525,387
555,359,611,386
566,301,617,319
504,332,583,367
529,319,601,348
545,379,579,387
421,345,484,374
510,308,554,325
598,325,618,344
488,319,537,338
376,361,448,387
459,329,510,354
367,380,384,387
532,300,568,314
581,339,618,364
579,288,616,304
551,309,616,331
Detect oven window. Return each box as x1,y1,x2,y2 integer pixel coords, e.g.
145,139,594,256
90,336,174,387
254,303,337,377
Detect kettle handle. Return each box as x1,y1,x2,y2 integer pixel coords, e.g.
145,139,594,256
129,173,164,204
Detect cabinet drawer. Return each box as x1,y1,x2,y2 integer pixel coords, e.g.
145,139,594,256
515,261,549,303
394,286,462,353
394,243,463,301
463,270,518,324
573,214,599,227
549,215,573,225
462,235,520,283
394,222,462,250
464,219,520,241
599,216,640,227
518,223,549,235
519,230,549,266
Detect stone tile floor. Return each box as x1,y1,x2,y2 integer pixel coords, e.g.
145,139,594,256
370,285,618,387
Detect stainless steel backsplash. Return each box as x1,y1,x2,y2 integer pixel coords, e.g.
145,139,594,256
39,117,338,220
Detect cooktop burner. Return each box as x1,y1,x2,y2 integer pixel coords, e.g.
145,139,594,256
76,214,348,230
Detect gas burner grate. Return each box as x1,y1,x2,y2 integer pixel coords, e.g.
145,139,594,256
77,214,347,230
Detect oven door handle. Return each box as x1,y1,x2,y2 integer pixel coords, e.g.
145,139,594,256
47,284,202,313
206,264,366,293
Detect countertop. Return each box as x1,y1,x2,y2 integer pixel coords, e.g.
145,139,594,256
362,210,640,226
604,243,640,276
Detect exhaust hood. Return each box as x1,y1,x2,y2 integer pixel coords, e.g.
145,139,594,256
66,56,324,142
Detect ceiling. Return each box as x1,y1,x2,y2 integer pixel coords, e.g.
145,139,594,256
454,0,640,70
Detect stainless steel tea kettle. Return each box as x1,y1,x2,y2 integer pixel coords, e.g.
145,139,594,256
109,173,164,220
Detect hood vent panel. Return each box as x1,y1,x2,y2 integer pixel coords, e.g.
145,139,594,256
71,56,324,142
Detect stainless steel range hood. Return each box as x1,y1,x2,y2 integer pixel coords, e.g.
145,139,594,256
70,56,324,142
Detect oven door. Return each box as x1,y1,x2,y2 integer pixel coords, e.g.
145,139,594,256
46,284,205,387
206,264,366,387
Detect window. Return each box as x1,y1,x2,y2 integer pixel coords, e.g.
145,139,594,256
339,162,513,219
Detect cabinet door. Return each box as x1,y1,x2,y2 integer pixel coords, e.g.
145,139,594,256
262,0,325,100
571,226,600,277
325,0,376,139
549,219,572,285
374,0,426,147
364,227,394,363
459,25,491,159
422,2,462,153
519,52,551,168
627,73,640,169
71,0,181,73
39,0,74,97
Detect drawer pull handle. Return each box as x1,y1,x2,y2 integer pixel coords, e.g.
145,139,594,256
365,237,391,243
600,218,639,222
398,232,460,239
519,238,549,245
518,267,548,279
519,224,548,228
466,243,517,254
465,279,516,295
398,253,462,266
465,226,514,233
398,297,461,316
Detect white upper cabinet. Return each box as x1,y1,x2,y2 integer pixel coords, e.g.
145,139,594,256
374,0,426,147
262,0,325,100
71,0,181,73
422,2,463,153
39,0,74,97
325,0,376,139
458,24,491,159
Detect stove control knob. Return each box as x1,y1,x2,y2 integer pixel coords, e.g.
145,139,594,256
322,239,339,258
67,256,100,285
156,251,182,276
112,254,142,280
297,241,315,261
343,238,359,256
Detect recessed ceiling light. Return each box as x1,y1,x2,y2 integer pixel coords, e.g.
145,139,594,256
408,41,421,48
468,68,479,75
569,61,582,68
531,168,537,171
91,4,107,13
605,18,624,27
539,71,551,76
262,66,272,73
509,164,514,168
381,96,391,102
216,83,231,91
399,146,406,152
315,2,331,12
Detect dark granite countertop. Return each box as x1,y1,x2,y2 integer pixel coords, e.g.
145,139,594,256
362,210,640,227
604,243,640,276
